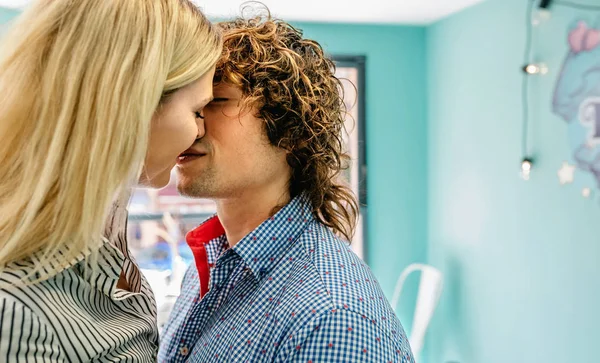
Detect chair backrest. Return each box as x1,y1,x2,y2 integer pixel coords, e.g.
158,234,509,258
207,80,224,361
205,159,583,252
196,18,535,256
390,263,443,360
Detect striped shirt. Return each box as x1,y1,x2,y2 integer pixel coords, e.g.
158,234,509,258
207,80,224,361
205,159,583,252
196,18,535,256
0,199,159,362
159,196,414,362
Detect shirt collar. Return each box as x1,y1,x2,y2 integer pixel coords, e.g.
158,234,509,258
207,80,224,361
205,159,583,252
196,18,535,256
23,236,124,296
24,244,94,282
187,195,313,281
76,238,125,297
186,215,226,254
234,195,313,280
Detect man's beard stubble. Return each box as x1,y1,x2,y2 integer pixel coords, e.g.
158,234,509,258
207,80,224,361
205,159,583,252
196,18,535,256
176,166,217,199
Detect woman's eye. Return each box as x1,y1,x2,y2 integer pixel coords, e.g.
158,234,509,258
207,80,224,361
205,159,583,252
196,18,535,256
195,111,204,119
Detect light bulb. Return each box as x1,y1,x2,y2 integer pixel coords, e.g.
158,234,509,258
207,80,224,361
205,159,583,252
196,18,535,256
521,158,534,181
532,8,552,26
523,63,548,75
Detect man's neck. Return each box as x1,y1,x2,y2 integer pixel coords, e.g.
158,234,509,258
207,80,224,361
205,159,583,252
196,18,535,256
216,185,291,248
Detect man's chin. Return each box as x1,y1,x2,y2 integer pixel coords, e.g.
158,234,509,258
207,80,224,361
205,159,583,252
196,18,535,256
176,182,194,197
176,180,207,199
175,172,193,194
175,169,213,198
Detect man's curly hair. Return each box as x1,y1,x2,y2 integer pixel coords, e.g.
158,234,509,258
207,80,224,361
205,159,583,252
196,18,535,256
215,14,359,242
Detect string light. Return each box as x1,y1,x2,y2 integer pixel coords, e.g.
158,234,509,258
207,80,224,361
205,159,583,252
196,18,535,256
519,0,600,181
520,1,537,180
532,10,552,26
522,63,548,75
532,0,553,26
521,158,534,181
519,0,600,182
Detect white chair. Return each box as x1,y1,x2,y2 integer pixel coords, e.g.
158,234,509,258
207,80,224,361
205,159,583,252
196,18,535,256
391,263,443,362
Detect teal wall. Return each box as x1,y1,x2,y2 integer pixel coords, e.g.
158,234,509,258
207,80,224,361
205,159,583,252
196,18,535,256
0,7,17,27
294,22,429,332
0,7,16,18
427,0,600,363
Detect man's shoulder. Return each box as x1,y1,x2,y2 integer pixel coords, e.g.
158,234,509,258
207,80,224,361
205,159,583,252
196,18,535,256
274,224,413,362
295,222,381,303
289,222,403,336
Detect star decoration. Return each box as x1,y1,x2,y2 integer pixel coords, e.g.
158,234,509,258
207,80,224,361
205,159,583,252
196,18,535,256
582,187,592,198
557,162,576,185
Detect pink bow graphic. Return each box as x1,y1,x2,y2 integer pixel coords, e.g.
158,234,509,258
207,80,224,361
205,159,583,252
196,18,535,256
569,21,600,53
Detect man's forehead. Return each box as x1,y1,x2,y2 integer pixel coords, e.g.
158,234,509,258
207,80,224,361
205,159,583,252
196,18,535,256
213,82,242,93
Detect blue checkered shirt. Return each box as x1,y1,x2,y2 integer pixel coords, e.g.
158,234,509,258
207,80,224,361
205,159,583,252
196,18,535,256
158,196,414,362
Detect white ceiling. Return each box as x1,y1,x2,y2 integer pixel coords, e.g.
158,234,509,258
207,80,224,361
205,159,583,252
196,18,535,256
0,0,484,24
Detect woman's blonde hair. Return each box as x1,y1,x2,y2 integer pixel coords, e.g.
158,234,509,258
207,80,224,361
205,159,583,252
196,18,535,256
0,0,222,280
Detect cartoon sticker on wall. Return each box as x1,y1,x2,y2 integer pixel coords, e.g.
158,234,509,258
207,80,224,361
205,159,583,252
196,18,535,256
553,19,600,199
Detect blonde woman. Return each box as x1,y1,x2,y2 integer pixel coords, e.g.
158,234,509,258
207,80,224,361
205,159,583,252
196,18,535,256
0,0,221,361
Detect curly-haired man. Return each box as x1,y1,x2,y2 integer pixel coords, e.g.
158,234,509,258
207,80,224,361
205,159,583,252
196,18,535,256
159,14,414,363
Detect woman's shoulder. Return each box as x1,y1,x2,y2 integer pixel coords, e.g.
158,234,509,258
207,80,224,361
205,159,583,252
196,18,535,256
0,286,55,326
0,283,44,315
0,260,100,330
0,261,39,290
0,260,159,361
0,286,67,361
0,264,74,321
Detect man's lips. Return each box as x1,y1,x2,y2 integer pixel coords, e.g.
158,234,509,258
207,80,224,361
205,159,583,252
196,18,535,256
177,149,207,164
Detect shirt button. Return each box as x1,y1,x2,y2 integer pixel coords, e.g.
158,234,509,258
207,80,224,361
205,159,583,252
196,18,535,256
179,346,189,356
